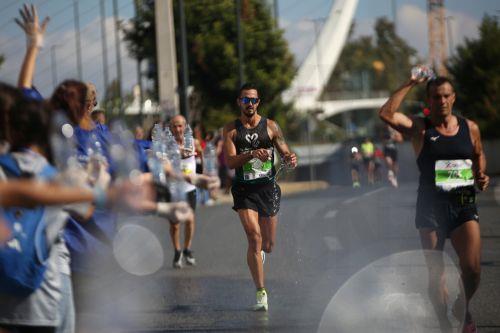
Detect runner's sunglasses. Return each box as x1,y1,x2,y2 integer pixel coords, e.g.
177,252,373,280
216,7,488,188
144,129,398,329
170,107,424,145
240,97,260,104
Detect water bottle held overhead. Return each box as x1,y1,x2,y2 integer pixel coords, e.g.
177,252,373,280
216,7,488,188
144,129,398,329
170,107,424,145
411,65,436,81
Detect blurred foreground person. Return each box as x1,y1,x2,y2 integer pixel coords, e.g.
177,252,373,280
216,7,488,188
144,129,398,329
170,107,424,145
223,83,297,311
168,115,200,268
379,71,488,333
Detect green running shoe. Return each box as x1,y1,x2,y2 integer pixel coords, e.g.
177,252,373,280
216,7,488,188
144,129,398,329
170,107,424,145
253,288,268,311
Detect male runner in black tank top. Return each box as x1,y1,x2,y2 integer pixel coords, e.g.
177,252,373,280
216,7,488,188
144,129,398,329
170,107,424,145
223,83,297,311
379,74,489,333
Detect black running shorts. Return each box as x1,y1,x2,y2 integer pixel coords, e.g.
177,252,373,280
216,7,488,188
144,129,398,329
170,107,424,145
384,146,398,162
157,187,197,211
186,189,197,211
231,181,281,217
415,188,478,237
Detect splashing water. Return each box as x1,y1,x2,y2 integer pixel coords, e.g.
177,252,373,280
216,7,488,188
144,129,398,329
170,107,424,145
113,224,164,276
318,250,465,333
50,111,79,172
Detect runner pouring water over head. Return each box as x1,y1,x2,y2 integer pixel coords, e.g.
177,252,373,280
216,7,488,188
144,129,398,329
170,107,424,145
379,69,489,333
223,83,297,311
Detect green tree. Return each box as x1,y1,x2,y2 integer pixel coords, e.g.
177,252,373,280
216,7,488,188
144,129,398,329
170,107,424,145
447,15,500,139
324,18,417,96
0,55,4,69
123,0,295,130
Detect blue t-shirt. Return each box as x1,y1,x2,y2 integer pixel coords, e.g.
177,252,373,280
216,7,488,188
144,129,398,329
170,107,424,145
135,139,151,172
21,87,44,102
73,123,114,174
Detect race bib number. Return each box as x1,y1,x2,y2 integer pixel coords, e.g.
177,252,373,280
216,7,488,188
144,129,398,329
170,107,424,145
181,162,193,175
243,149,273,181
435,159,474,191
180,156,196,175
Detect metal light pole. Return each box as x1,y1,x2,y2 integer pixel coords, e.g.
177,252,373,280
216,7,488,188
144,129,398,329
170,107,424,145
178,0,190,121
99,0,110,101
305,18,326,183
445,16,455,57
113,0,123,115
133,0,143,117
236,0,245,88
50,45,58,89
73,0,82,80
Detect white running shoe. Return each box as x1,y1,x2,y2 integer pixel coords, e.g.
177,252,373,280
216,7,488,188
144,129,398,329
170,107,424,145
388,170,398,188
253,289,268,311
183,249,196,266
173,250,183,269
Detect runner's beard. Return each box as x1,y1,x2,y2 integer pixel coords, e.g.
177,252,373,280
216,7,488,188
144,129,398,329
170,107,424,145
243,107,256,118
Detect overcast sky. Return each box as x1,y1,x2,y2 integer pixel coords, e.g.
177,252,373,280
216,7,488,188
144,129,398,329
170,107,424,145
0,0,497,98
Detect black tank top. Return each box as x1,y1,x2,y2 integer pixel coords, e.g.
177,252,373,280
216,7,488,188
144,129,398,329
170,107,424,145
234,117,275,184
417,116,474,190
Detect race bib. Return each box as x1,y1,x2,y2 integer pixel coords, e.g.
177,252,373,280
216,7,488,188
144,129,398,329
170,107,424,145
435,159,474,191
180,155,196,175
243,149,273,181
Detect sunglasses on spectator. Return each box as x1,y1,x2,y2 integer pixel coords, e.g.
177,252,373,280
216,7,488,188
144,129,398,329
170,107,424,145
240,97,260,104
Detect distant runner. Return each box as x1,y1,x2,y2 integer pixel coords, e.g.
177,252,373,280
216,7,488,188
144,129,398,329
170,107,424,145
360,137,375,185
223,83,297,311
350,146,362,188
383,125,403,187
379,73,489,333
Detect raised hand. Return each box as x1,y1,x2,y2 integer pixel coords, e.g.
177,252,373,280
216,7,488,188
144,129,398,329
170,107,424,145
15,4,50,49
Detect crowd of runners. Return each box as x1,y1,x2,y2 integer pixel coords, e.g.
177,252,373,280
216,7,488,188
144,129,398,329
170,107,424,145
0,4,490,333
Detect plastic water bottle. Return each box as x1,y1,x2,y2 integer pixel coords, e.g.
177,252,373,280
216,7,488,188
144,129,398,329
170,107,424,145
109,120,141,183
184,124,194,154
411,65,436,81
151,123,162,143
203,142,217,176
147,149,167,184
166,135,186,202
87,134,106,182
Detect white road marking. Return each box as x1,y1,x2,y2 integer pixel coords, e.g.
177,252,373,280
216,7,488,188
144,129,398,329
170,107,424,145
342,187,387,205
342,197,359,205
323,236,343,251
324,209,338,219
363,187,387,197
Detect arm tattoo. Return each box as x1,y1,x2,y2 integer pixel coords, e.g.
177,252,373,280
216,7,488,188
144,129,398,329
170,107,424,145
273,122,286,145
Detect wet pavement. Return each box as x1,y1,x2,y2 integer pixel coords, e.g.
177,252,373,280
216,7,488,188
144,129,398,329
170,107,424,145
75,178,500,332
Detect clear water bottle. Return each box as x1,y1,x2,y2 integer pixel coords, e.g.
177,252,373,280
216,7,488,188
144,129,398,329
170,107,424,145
184,124,194,154
151,123,162,143
411,65,436,81
147,149,167,184
166,136,186,202
86,134,106,183
203,142,217,176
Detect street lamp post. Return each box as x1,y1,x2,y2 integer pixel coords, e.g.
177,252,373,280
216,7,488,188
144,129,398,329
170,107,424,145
50,45,59,90
445,16,455,57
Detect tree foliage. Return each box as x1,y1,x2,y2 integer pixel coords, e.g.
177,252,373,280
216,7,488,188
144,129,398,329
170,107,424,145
123,0,295,130
447,15,500,139
324,18,417,95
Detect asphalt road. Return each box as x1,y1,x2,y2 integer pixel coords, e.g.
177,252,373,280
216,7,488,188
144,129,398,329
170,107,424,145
74,178,500,333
